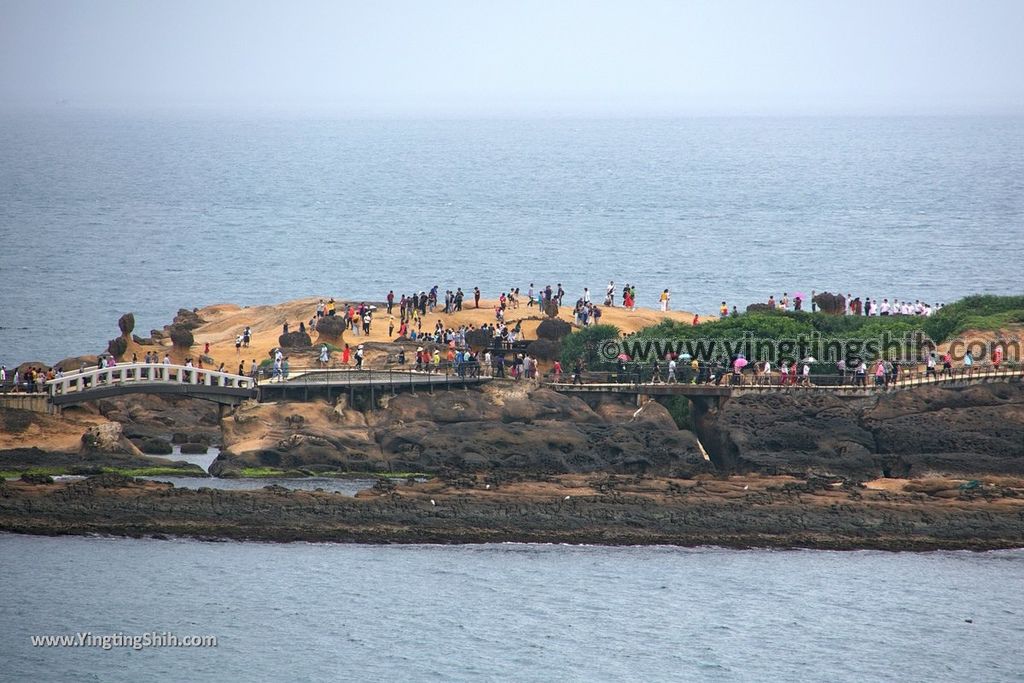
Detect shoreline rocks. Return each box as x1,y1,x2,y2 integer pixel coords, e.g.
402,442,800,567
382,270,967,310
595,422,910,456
0,473,1020,550
695,382,1024,479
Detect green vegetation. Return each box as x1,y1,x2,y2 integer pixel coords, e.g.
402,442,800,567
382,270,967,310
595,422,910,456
2,465,207,479
559,324,621,367
1,466,70,479
557,295,1023,369
234,467,429,479
233,467,305,478
662,396,692,430
636,310,921,343
110,466,208,478
919,295,1024,343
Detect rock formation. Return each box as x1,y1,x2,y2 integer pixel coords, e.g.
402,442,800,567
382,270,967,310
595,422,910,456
315,316,346,343
106,336,128,359
536,318,572,341
812,291,846,315
168,324,194,350
278,331,312,349
118,313,135,337
695,382,1024,478
211,384,711,478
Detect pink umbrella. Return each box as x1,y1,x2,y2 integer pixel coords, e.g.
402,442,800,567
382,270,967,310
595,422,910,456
734,357,748,369
793,291,807,301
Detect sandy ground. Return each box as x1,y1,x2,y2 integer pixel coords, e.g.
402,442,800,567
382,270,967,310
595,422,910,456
122,297,707,370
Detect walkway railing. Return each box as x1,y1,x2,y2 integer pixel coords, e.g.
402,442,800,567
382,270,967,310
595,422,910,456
544,364,1023,392
257,364,495,395
45,363,256,397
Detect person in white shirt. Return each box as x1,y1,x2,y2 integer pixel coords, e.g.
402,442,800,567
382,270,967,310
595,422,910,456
880,299,890,316
605,281,615,306
667,358,677,384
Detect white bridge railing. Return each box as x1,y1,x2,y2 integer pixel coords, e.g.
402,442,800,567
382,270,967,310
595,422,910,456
45,363,256,398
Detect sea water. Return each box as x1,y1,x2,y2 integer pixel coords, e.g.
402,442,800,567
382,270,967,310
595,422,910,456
0,535,1021,681
2,113,1022,366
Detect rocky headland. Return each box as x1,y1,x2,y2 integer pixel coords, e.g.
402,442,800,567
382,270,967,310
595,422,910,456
2,296,1023,549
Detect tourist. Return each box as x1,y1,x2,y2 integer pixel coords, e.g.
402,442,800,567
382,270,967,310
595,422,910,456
319,344,330,368
964,350,974,378
780,293,789,310
355,345,364,369
667,357,677,384
811,290,817,313
692,314,699,326
855,359,867,387
235,335,243,355
719,301,728,317
572,358,584,385
386,290,394,314
605,281,615,306
552,360,563,382
660,289,670,312
874,359,886,386
474,287,481,308
272,351,282,382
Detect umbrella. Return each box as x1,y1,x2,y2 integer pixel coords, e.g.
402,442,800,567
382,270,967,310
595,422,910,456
802,356,817,363
734,357,748,369
793,291,807,301
680,353,692,360
617,353,631,361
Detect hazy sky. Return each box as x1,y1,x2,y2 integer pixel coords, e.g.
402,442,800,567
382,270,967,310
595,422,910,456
1,0,1022,115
